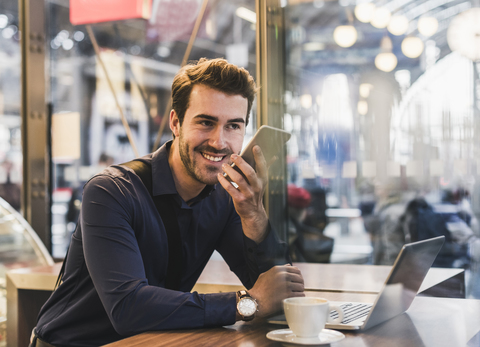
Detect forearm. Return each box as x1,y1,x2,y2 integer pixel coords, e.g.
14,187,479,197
106,288,237,334
220,221,290,291
241,209,269,244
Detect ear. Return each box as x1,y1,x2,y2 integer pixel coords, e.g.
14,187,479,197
169,110,180,138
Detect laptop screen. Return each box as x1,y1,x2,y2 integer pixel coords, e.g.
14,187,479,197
363,236,445,330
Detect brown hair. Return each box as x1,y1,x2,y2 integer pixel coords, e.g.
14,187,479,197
171,58,258,126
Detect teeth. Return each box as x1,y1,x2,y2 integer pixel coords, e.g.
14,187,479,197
202,153,224,162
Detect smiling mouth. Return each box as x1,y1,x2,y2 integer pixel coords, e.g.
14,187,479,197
202,153,225,162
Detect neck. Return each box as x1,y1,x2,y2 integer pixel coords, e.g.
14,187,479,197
168,140,206,202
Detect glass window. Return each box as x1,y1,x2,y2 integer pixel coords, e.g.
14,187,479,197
46,0,257,258
283,0,480,298
0,1,23,344
0,0,22,214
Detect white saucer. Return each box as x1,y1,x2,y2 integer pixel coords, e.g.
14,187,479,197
266,329,345,346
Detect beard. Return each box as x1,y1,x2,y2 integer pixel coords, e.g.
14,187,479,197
178,128,234,185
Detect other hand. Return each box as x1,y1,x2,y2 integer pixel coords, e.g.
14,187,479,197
248,265,305,318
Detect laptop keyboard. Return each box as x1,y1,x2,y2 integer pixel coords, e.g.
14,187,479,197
330,303,373,324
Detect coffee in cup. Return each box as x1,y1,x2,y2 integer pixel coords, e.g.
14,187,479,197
283,297,344,337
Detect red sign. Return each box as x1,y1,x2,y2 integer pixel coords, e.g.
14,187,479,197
70,0,152,25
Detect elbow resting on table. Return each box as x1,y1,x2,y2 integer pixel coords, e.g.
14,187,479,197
109,307,142,336
107,288,152,336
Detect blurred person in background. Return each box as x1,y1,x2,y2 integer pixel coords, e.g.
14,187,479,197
287,184,334,263
402,188,477,269
0,159,21,211
302,186,329,232
363,179,415,265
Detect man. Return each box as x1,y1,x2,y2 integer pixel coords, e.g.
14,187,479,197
33,58,304,347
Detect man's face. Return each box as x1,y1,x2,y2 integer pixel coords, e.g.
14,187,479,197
172,84,248,186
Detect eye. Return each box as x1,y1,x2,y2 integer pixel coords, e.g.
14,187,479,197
200,120,214,127
227,123,241,130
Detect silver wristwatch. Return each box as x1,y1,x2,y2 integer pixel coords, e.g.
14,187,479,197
236,290,258,321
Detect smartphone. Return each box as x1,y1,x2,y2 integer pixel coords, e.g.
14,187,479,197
224,125,291,182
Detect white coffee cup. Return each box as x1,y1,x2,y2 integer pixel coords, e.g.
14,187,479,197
283,297,344,338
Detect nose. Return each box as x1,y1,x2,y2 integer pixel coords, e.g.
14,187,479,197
209,126,227,150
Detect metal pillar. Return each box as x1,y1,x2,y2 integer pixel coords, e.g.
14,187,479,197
19,0,51,252
256,0,288,240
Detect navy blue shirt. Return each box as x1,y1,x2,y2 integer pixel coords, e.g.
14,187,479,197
36,141,288,346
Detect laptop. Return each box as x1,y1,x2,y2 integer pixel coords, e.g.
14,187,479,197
269,236,445,331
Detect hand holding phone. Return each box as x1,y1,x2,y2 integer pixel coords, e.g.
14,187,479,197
224,125,291,183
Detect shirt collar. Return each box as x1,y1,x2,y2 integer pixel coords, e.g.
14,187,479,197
151,140,216,203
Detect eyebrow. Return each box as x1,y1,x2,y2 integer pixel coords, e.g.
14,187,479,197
194,114,245,124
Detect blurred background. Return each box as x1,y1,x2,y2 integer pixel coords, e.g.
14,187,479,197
1,0,480,342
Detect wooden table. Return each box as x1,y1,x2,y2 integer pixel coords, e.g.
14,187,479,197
193,260,465,297
104,292,480,347
6,261,464,347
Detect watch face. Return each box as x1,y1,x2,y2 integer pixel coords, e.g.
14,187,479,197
238,297,257,316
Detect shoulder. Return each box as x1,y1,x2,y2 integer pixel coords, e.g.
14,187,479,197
83,165,148,203
85,165,136,188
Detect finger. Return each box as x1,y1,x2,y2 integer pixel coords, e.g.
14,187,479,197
286,273,305,285
284,266,303,275
217,172,242,197
252,146,268,181
229,154,260,188
289,282,305,292
221,161,249,187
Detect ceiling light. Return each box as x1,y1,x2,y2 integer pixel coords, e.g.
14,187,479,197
62,39,74,51
401,36,424,58
2,25,16,39
357,100,368,115
157,46,171,58
333,25,358,48
359,83,373,98
206,19,216,39
73,31,85,41
57,30,69,42
447,8,480,61
375,36,397,72
300,94,312,109
380,35,393,51
0,14,8,29
375,52,397,72
418,16,438,37
371,7,391,29
388,15,409,36
236,7,256,24
354,3,375,23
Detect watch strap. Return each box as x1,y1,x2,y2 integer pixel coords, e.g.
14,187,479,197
237,290,249,299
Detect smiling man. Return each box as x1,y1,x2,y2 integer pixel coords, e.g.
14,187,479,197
32,58,304,347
